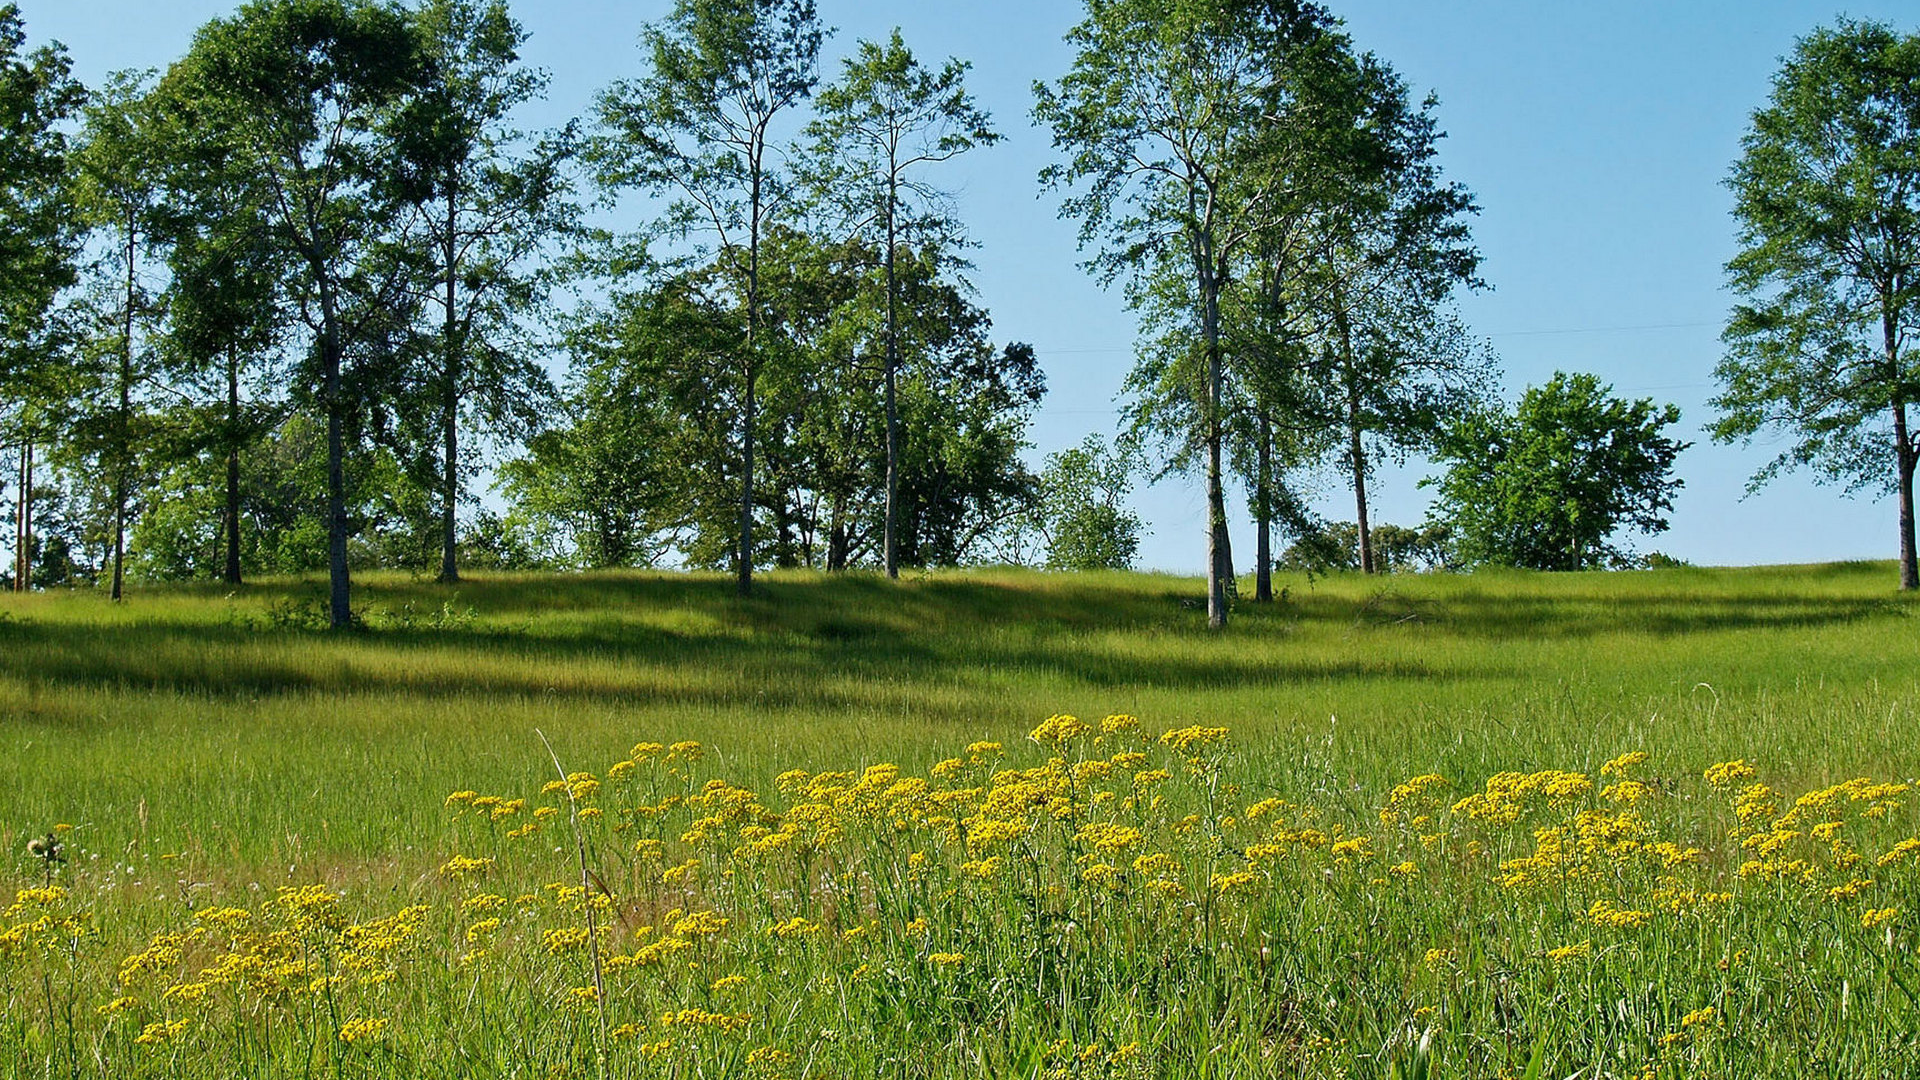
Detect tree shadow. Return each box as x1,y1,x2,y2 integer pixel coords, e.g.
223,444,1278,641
0,567,1902,720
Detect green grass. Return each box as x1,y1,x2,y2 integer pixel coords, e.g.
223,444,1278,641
4,562,1916,872
2,563,1919,1077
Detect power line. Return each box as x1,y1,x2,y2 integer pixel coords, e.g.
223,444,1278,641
1030,320,1721,355
1485,320,1719,337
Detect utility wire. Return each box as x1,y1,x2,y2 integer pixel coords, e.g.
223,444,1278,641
1028,320,1721,356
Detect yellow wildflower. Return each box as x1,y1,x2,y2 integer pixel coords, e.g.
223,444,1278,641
338,1017,389,1044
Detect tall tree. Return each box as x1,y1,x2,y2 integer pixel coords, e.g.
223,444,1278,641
0,4,83,593
1036,0,1344,629
73,71,169,601
156,129,286,586
1294,54,1484,574
391,0,572,584
1711,19,1920,589
164,0,424,628
591,0,823,598
802,29,998,578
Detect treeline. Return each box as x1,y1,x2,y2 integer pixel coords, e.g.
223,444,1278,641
0,0,1061,629
0,0,1709,630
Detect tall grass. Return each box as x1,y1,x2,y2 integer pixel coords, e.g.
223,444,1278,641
1,564,1918,1075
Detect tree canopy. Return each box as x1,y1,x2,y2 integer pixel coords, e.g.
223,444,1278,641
1712,18,1920,589
1428,372,1686,572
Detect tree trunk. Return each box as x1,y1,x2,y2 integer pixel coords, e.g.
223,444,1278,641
320,275,352,630
1895,399,1917,591
1203,279,1228,629
737,172,762,600
224,348,242,585
112,214,136,602
439,186,461,585
1887,309,1917,591
1186,185,1229,629
882,188,901,580
827,493,847,572
18,440,31,591
1219,500,1236,601
1350,409,1372,575
12,440,25,592
11,442,19,591
1255,415,1273,602
1337,305,1373,575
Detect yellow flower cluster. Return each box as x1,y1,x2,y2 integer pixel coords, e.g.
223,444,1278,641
27,719,1912,1076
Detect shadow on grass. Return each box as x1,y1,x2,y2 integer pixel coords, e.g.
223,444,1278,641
0,568,1905,715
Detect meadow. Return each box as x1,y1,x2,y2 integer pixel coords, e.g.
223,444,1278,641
2,563,1919,1077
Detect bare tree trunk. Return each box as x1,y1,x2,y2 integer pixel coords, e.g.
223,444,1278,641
1218,500,1236,600
1350,407,1372,575
439,187,461,585
827,493,847,572
1887,309,1918,591
1255,415,1273,603
1895,400,1917,591
739,365,757,596
112,215,136,602
11,443,18,590
320,274,351,630
224,348,242,585
883,206,901,580
1204,317,1229,628
18,440,31,591
12,440,25,592
737,173,762,600
1337,306,1373,575
1192,200,1228,629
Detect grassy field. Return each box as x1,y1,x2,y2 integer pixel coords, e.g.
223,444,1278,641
2,564,1919,1076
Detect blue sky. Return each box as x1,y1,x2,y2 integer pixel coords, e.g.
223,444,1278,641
21,0,1913,571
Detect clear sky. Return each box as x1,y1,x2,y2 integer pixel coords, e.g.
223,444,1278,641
19,0,1915,572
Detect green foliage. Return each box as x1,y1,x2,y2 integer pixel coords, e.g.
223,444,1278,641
1035,433,1145,571
1279,520,1456,574
1428,372,1687,571
519,232,1042,572
162,0,432,626
590,0,825,594
1711,17,1920,585
386,0,574,582
498,278,730,569
802,28,998,576
0,3,83,391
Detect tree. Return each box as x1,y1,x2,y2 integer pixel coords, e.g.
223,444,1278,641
0,4,84,593
73,71,169,601
1036,0,1344,628
1034,433,1145,571
1711,19,1920,589
164,0,425,628
1293,52,1485,575
591,0,823,598
1276,519,1455,573
802,29,998,578
390,0,572,584
501,275,738,569
1427,372,1686,572
154,112,287,586
532,227,1041,572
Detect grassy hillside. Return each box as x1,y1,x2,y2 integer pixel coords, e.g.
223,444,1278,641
3,564,1919,1077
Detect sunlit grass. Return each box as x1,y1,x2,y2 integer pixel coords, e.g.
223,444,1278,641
2,563,1919,1075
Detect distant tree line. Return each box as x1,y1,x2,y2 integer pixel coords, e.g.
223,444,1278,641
8,0,1896,628
0,0,1057,628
